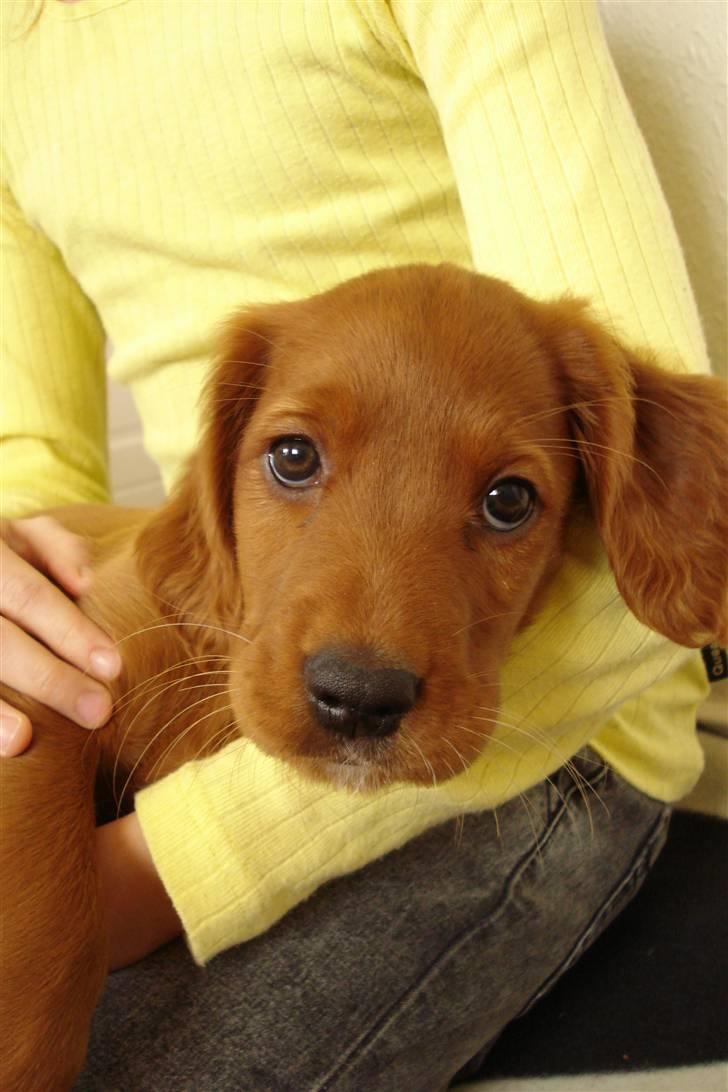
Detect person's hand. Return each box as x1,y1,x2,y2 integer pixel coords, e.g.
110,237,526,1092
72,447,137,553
0,514,122,757
97,813,182,970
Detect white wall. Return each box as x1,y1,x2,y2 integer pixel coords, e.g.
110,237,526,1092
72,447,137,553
107,379,165,506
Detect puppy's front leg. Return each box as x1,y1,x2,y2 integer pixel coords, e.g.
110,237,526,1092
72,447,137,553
0,705,106,1091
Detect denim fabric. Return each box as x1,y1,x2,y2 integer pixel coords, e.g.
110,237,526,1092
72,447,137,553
76,751,670,1092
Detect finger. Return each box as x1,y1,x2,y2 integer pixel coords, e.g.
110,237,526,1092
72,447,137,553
0,699,33,757
1,542,121,682
0,617,113,730
0,515,92,598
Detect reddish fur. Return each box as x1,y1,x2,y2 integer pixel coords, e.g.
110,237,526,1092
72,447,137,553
1,264,725,1088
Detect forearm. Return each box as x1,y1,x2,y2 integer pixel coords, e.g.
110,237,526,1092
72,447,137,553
96,811,182,972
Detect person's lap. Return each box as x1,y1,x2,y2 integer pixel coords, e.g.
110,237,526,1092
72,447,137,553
75,751,670,1092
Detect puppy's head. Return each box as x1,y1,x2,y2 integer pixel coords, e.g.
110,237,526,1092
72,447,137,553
140,265,728,790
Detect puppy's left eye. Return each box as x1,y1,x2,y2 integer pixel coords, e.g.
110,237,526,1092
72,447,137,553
482,478,537,531
267,436,321,488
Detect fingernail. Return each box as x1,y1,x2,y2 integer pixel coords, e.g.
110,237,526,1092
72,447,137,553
76,691,111,729
78,566,94,589
0,713,26,757
89,647,122,680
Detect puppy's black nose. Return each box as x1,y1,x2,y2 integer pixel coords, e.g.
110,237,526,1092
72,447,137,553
303,650,421,739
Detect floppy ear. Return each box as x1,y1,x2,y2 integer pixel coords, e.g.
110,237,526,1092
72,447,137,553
540,300,728,647
134,311,277,628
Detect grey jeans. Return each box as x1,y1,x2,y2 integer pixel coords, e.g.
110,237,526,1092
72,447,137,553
75,751,670,1092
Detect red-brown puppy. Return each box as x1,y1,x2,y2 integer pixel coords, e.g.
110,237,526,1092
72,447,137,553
2,264,726,1089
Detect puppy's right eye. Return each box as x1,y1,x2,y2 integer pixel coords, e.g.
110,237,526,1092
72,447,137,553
267,436,321,488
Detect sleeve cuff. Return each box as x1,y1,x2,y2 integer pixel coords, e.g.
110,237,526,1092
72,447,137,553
134,738,468,964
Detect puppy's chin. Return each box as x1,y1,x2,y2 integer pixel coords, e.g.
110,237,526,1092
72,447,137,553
286,744,460,793
309,759,391,793
290,742,398,793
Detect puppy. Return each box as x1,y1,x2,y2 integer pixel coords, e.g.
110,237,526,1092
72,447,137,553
1,264,726,1089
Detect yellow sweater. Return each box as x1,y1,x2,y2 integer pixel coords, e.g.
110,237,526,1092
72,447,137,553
1,0,709,964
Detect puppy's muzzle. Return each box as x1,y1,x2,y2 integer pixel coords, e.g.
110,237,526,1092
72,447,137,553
303,649,421,739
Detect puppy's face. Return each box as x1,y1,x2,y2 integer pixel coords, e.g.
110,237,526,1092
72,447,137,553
141,264,726,791
227,269,579,789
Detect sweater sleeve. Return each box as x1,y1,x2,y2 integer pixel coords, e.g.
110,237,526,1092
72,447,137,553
136,739,489,965
382,0,708,372
136,0,711,966
0,181,109,518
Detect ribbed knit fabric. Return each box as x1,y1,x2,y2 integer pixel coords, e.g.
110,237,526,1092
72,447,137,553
1,0,711,963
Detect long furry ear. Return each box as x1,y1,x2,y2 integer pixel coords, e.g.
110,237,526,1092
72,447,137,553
537,299,728,647
134,311,278,629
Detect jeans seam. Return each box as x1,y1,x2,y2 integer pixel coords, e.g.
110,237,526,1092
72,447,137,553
514,803,671,1019
315,763,611,1092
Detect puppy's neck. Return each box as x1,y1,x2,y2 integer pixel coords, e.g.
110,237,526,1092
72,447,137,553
83,544,238,789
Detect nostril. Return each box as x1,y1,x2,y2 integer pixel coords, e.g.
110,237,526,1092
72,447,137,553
303,649,422,738
309,685,347,716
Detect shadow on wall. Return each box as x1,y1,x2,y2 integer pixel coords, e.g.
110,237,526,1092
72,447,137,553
599,0,727,378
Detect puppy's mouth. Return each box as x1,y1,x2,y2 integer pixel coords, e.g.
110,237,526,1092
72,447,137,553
236,641,499,790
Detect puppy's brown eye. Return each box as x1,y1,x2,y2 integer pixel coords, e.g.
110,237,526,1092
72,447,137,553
267,436,321,488
482,478,536,531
